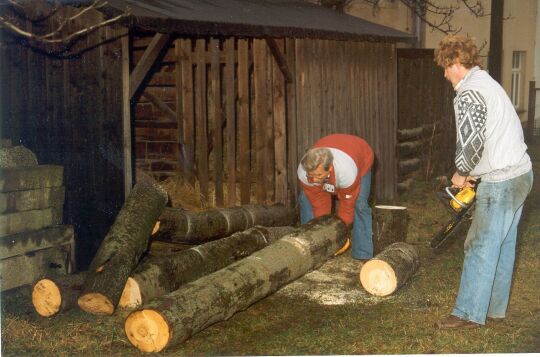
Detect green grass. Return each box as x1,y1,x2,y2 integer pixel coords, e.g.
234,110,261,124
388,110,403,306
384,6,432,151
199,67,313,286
2,138,540,356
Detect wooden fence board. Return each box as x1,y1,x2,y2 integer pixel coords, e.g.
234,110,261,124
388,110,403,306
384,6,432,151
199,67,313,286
194,39,209,203
210,38,224,206
224,38,237,206
253,39,267,204
179,39,195,183
237,39,251,204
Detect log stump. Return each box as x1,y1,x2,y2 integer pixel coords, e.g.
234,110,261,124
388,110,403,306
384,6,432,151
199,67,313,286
32,272,87,317
118,226,296,309
77,180,168,315
359,242,419,297
124,215,347,352
373,205,409,254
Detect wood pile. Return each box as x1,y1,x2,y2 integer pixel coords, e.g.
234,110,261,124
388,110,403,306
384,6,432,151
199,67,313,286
0,143,74,291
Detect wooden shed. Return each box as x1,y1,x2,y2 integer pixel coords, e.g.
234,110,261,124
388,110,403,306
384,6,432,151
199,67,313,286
0,0,413,268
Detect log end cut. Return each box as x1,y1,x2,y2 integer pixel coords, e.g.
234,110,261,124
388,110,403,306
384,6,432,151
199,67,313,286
32,279,61,317
125,309,170,353
119,277,143,309
77,293,115,315
359,259,397,297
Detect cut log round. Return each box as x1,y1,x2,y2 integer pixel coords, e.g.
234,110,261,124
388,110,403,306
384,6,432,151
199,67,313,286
78,180,168,315
373,205,409,254
155,204,297,244
359,242,419,297
118,226,296,309
124,215,347,352
32,272,87,317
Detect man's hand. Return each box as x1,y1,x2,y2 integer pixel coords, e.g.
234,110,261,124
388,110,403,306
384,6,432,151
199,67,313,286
451,172,476,188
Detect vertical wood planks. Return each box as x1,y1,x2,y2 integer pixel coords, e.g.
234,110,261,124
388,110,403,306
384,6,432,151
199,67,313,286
272,39,287,204
286,38,298,204
210,38,224,206
174,39,185,178
237,39,251,204
253,39,267,204
180,39,195,184
224,38,237,206
194,39,209,203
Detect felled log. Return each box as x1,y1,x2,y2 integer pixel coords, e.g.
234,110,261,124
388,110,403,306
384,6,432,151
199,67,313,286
124,215,347,352
373,205,409,254
119,226,296,309
398,158,421,177
396,140,423,158
0,145,38,168
32,272,87,317
77,180,168,315
155,204,297,244
359,242,419,297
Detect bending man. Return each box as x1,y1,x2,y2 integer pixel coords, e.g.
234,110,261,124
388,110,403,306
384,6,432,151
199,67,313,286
297,134,374,260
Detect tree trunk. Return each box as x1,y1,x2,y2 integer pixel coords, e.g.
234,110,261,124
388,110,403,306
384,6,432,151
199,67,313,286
119,226,296,309
155,204,297,244
78,180,168,315
124,215,347,352
359,242,419,297
373,205,409,254
32,272,87,317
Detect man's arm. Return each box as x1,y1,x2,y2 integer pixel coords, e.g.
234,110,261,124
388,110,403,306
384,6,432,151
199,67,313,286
454,89,487,176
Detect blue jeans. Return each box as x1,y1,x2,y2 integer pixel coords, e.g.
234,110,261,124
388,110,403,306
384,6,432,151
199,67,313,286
298,170,373,259
452,170,533,324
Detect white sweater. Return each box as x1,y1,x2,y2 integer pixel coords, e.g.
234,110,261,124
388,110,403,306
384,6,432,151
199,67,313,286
453,67,531,182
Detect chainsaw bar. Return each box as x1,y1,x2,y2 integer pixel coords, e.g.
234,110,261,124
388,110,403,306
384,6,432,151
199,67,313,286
430,203,474,249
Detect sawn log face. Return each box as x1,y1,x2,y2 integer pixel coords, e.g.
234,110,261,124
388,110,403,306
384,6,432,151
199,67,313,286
125,215,346,352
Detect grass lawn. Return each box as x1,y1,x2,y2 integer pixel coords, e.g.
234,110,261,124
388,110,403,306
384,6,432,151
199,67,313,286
2,138,539,356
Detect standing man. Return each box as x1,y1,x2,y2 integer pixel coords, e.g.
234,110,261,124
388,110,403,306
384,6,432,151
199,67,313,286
434,35,533,329
297,134,374,260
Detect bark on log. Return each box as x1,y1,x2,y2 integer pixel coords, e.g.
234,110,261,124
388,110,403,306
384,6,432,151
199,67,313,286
359,242,419,297
0,145,38,168
397,127,423,142
396,140,423,158
78,180,168,315
32,272,87,317
155,204,298,244
398,158,421,177
373,205,409,254
124,215,347,352
119,226,296,309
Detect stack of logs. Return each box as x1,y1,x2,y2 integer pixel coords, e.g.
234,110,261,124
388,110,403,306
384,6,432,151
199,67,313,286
0,143,74,291
30,176,420,353
396,126,423,194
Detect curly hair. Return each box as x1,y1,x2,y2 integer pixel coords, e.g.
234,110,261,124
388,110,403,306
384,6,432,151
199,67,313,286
434,35,481,69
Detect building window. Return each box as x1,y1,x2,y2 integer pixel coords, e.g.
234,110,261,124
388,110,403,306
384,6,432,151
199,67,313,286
511,51,525,109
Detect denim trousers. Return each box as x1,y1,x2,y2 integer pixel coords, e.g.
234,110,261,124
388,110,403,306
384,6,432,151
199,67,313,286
298,170,373,260
452,169,533,324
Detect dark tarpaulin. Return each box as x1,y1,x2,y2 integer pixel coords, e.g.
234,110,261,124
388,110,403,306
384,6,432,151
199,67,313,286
102,0,414,41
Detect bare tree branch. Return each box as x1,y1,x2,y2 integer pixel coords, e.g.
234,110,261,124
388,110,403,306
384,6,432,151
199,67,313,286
0,0,128,46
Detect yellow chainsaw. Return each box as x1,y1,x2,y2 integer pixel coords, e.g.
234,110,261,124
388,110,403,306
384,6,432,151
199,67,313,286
430,180,479,250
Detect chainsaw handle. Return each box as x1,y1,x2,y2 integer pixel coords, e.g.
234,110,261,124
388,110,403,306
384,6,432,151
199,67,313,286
445,187,468,208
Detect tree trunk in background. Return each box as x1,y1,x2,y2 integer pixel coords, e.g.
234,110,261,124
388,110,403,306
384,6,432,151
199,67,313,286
32,272,87,317
488,0,504,83
78,180,168,315
359,242,419,297
119,226,296,309
155,204,298,244
124,215,347,353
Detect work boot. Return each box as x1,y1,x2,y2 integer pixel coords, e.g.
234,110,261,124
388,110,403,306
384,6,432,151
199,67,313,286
435,315,481,329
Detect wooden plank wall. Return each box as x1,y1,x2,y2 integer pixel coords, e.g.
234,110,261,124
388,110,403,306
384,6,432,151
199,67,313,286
0,6,126,269
397,49,455,179
133,36,290,207
294,39,398,202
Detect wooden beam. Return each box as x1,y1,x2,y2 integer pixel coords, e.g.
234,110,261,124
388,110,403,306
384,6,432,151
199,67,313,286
129,33,171,99
237,39,251,205
224,38,236,207
141,91,176,122
210,38,224,207
174,39,185,178
121,31,132,198
253,39,268,204
266,38,294,84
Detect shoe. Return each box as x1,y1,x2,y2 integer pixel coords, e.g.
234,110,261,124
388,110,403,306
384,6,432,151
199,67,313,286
435,315,481,329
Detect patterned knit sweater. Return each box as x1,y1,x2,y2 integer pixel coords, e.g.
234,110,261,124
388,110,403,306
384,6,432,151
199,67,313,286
453,66,531,182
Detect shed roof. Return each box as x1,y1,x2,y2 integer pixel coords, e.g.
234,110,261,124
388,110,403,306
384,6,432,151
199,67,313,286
103,0,414,42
